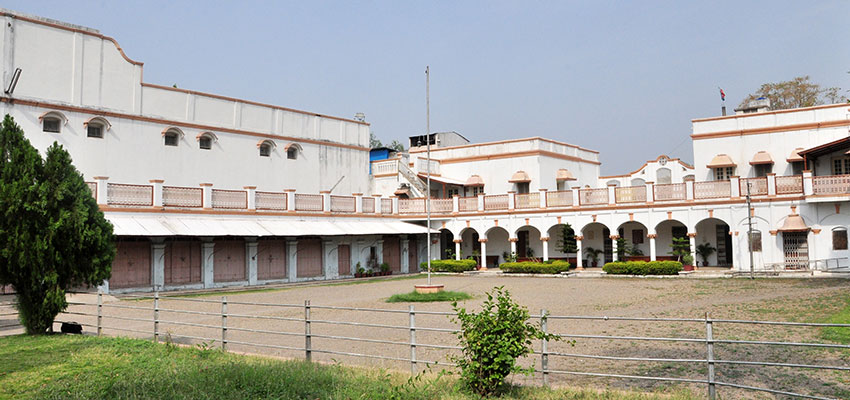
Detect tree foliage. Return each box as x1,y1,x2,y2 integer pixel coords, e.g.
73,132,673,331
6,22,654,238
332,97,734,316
451,286,563,396
739,76,846,110
0,115,114,334
555,223,577,254
387,139,405,152
369,131,382,148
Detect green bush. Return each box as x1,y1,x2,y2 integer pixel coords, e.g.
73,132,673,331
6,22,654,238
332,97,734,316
499,261,571,274
420,259,477,273
451,287,564,396
602,261,683,275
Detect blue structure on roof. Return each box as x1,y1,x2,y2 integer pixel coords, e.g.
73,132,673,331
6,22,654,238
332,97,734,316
369,147,397,174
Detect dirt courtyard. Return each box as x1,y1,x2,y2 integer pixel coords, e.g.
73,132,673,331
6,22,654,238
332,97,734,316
3,274,850,398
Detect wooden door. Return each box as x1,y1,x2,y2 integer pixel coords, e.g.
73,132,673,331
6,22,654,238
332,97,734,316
297,238,323,277
383,236,401,272
337,244,351,276
214,240,246,282
165,240,202,285
257,239,287,280
408,237,418,273
111,241,151,289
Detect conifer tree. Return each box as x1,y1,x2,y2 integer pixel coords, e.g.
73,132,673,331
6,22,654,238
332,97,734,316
0,115,114,334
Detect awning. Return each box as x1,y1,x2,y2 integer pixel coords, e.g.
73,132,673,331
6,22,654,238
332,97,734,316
749,151,774,165
707,154,736,168
786,148,805,163
556,168,577,181
417,173,466,186
394,188,411,196
509,170,531,183
105,213,436,237
465,175,485,187
778,214,810,232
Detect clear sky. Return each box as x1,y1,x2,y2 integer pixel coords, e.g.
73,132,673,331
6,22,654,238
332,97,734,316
6,1,849,174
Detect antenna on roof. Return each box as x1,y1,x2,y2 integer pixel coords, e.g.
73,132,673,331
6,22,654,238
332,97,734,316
5,68,21,95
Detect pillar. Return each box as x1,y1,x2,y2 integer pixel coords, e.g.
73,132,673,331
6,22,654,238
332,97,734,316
479,239,488,270
507,191,516,210
151,239,165,291
150,180,164,207
477,193,485,211
246,238,258,285
353,193,363,213
571,186,581,207
202,239,215,288
648,234,657,261
803,170,813,195
766,173,777,196
374,195,382,215
376,239,384,265
509,237,518,258
244,186,257,210
454,239,462,260
730,176,741,198
607,184,616,205
645,181,654,204
685,177,695,200
323,240,337,279
391,196,399,215
539,188,548,208
94,176,108,206
320,191,331,213
452,195,460,214
286,239,298,281
688,233,697,267
611,235,619,262
354,239,365,272
200,183,213,209
284,189,296,212
541,236,550,261
401,237,410,273
575,236,583,269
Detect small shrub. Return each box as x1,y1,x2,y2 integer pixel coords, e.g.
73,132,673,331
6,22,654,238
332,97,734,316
386,290,473,303
499,261,571,274
602,261,683,275
420,259,477,273
451,287,563,396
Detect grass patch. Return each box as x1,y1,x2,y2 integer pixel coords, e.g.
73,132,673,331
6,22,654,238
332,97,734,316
0,334,698,399
821,296,850,344
386,290,473,303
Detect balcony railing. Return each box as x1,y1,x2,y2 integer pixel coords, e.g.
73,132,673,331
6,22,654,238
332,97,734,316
740,177,768,196
381,198,393,214
813,174,850,195
399,198,425,214
256,191,287,211
484,194,509,211
212,189,248,210
614,185,646,204
546,190,572,207
107,183,153,207
416,158,440,175
458,196,478,212
579,188,608,205
694,180,731,199
163,186,203,208
330,195,356,213
362,197,375,213
775,175,803,195
515,192,540,209
371,159,398,176
294,194,323,212
653,183,686,201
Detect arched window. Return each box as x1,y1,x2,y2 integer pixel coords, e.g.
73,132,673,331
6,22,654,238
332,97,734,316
39,111,67,133
606,179,620,187
196,132,218,150
285,143,302,160
258,140,276,157
656,168,672,184
833,227,848,250
84,116,111,139
162,127,184,147
630,178,645,186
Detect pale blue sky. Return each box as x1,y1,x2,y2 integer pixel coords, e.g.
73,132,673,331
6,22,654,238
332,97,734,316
7,1,850,174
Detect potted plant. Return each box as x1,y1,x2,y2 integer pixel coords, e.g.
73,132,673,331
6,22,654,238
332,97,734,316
585,247,603,267
380,262,391,276
696,243,716,267
682,254,695,271
355,262,365,278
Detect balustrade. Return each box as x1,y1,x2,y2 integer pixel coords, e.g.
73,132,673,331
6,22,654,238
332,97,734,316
255,191,287,211
330,195,356,213
86,182,97,199
371,159,398,176
458,196,478,212
212,189,248,209
614,185,646,203
579,188,608,205
775,175,803,195
514,192,540,209
694,180,731,199
653,183,686,201
545,190,572,207
107,183,153,207
381,198,393,214
430,198,453,213
484,194,509,210
162,186,203,208
398,198,425,214
812,175,850,195
362,197,375,213
295,194,324,211
740,177,768,196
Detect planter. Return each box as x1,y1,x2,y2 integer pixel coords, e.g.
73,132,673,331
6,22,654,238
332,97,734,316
683,264,695,271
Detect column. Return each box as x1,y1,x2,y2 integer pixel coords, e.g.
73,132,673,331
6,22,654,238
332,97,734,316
401,237,410,274
246,238,258,285
571,186,581,207
150,180,164,207
509,237,518,257
200,183,213,209
353,193,363,213
648,234,657,261
479,239,488,270
286,239,298,281
151,239,165,291
607,184,616,205
685,178,695,200
454,239,462,260
354,239,365,272
541,236,549,261
477,193,485,211
244,186,257,210
391,196,399,215
611,235,619,262
94,176,108,206
766,173,777,196
202,239,215,288
730,176,741,198
539,188,548,208
688,233,697,267
507,191,516,210
575,236,583,270
645,181,654,204
323,240,338,279
284,189,296,212
376,239,384,265
320,191,331,213
803,170,814,195
374,195,382,215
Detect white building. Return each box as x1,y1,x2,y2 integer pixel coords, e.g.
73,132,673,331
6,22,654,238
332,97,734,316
2,10,849,292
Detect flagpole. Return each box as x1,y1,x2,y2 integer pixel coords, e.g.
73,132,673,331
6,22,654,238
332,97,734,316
426,66,432,286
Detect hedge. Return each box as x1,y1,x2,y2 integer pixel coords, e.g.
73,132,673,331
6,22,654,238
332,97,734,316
420,259,478,273
602,261,683,275
499,261,571,274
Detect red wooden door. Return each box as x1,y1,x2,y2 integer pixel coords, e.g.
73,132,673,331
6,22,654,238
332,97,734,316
383,236,401,272
111,241,151,289
297,238,323,277
214,240,246,282
258,239,287,280
408,237,418,273
164,240,202,285
337,244,351,275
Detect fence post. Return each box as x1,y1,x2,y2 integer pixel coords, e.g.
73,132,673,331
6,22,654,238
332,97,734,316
705,313,716,400
409,305,417,374
153,292,159,343
221,296,228,351
305,300,312,362
541,308,549,386
97,290,103,336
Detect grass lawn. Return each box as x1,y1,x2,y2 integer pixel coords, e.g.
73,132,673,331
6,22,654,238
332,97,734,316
0,334,698,400
386,290,473,303
821,295,850,344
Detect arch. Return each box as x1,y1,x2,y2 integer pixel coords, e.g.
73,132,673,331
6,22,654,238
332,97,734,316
257,139,277,149
630,178,645,186
656,168,672,184
485,226,511,265
605,179,620,187
546,222,578,262
83,116,111,131
459,227,481,263
161,126,185,138
654,219,689,262
162,127,184,146
196,131,219,142
439,229,455,259
196,131,218,150
616,221,649,260
580,222,612,265
39,110,68,126
258,140,276,157
694,218,733,267
285,142,303,160
514,225,542,260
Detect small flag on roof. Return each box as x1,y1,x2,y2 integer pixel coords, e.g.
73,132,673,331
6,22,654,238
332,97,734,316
719,87,726,101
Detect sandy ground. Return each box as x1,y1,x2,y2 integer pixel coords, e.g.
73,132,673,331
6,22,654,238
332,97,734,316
2,274,850,399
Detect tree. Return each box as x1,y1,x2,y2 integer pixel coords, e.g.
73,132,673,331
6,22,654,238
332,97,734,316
369,131,382,148
387,139,405,152
555,223,577,254
0,115,114,334
739,76,846,110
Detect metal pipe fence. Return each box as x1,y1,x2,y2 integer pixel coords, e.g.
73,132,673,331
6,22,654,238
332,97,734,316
1,293,848,399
